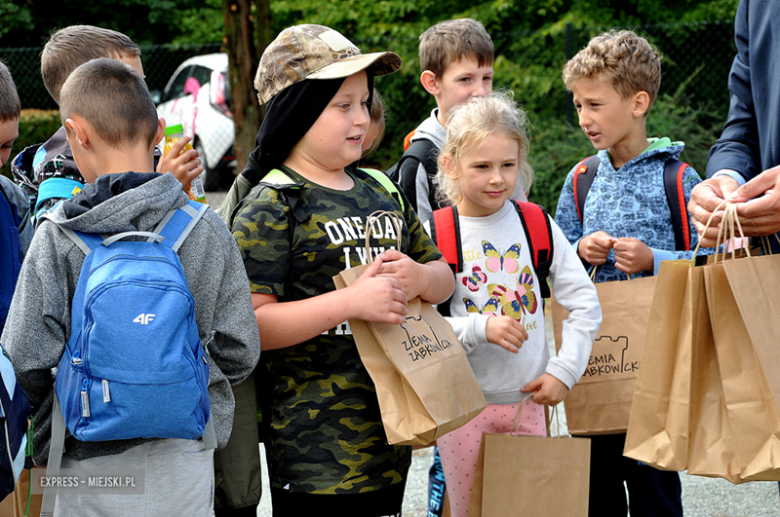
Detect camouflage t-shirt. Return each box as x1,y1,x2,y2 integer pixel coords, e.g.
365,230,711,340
232,165,442,494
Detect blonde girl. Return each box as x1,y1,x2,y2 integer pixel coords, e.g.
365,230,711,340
431,92,601,517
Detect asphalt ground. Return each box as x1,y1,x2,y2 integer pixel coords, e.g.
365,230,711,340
206,190,780,517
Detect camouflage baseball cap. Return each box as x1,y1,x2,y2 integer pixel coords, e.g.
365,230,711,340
254,24,402,105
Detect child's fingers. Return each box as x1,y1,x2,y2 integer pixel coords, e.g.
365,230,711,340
506,322,527,344
496,338,520,353
520,377,543,393
379,249,407,262
362,256,384,278
168,135,192,155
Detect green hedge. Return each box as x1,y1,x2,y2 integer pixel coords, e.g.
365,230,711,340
1,109,61,179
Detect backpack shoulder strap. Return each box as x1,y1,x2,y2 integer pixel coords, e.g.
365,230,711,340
359,168,405,212
429,205,461,318
662,159,691,251
394,138,438,212
512,200,554,299
573,155,600,224
430,205,462,275
154,201,210,253
38,213,103,256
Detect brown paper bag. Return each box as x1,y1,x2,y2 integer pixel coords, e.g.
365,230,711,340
623,259,698,471
469,407,590,517
551,274,655,434
333,211,486,446
684,260,743,484
334,272,486,445
710,253,780,481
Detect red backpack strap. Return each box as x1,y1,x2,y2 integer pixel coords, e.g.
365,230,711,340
512,200,554,299
662,159,692,251
430,205,463,274
430,205,462,317
572,155,600,224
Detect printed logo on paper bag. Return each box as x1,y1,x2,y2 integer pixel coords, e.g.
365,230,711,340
581,336,639,380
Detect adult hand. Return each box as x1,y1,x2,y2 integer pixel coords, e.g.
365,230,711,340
729,165,780,237
577,231,614,265
688,176,739,247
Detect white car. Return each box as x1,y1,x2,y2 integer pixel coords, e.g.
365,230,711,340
154,53,236,190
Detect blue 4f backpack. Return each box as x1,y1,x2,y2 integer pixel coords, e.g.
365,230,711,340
42,201,216,516
52,200,212,442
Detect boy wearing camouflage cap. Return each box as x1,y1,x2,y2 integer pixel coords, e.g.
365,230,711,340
230,24,454,516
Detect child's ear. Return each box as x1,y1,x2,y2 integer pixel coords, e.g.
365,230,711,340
442,154,458,179
154,118,166,147
633,91,651,118
65,117,89,149
420,70,440,96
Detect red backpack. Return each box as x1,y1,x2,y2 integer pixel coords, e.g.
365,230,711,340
429,200,554,316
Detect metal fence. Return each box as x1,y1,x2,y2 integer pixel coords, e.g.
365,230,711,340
0,43,225,111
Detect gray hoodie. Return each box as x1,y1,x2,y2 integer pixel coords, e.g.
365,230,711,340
1,172,260,465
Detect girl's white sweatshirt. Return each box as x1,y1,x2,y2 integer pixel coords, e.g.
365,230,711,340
438,201,601,404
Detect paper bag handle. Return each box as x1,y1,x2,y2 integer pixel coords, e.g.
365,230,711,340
364,210,404,263
510,393,565,438
589,265,631,282
708,202,754,263
691,199,731,265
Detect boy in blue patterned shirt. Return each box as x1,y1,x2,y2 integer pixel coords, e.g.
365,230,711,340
554,29,702,517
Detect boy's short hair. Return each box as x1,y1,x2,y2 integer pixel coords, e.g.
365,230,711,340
0,60,21,123
562,29,662,109
42,25,141,105
419,18,494,78
60,58,158,149
437,91,534,206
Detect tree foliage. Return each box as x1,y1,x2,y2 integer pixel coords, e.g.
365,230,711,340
0,0,739,211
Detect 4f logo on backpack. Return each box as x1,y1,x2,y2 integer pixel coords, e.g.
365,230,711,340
133,313,155,325
53,201,210,443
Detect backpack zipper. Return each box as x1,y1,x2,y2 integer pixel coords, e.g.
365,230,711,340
102,379,111,403
81,379,91,417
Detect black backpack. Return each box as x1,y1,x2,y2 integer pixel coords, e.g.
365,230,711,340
386,138,441,214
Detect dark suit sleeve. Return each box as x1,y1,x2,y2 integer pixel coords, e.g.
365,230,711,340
705,0,761,181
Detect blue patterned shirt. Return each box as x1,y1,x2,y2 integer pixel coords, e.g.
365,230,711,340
554,140,712,283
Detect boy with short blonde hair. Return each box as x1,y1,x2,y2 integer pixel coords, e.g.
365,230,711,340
562,29,661,110
391,18,497,225
555,29,698,517
3,58,260,516
12,25,202,227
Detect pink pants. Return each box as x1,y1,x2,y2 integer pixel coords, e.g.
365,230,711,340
437,400,547,517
